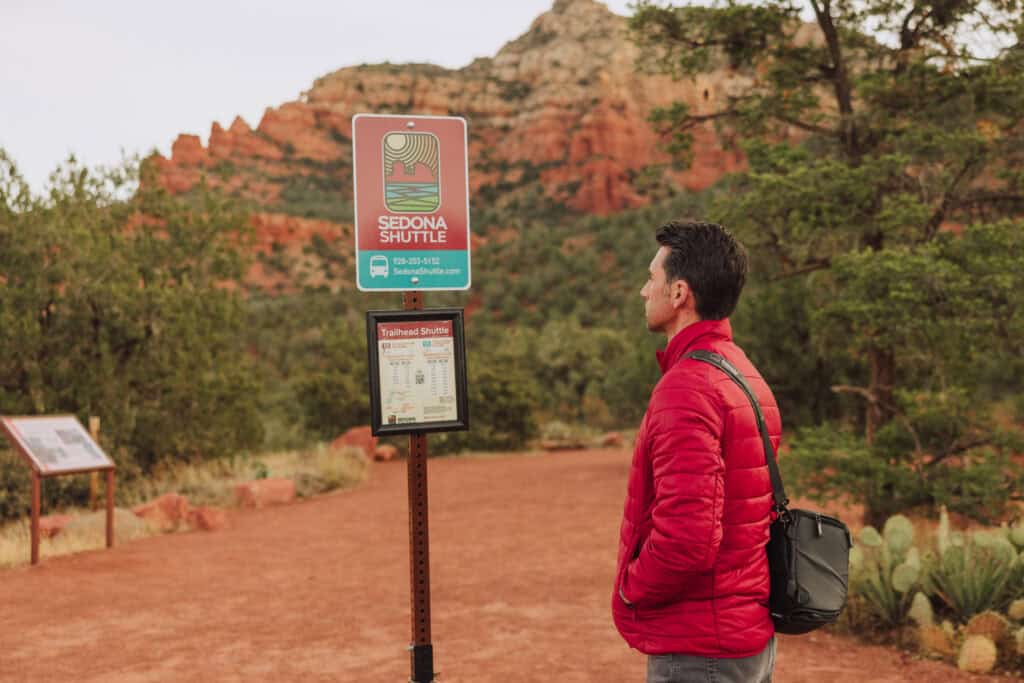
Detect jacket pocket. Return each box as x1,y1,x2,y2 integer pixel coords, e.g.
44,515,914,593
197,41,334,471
616,529,638,591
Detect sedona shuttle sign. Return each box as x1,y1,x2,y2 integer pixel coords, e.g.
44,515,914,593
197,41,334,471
353,114,471,291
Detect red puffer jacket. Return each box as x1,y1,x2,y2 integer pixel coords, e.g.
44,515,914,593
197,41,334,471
612,318,781,657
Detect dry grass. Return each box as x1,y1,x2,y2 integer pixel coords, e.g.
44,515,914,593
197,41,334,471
0,508,155,569
0,444,369,570
127,443,369,507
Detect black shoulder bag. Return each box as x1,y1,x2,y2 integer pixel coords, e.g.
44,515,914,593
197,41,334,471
685,350,853,635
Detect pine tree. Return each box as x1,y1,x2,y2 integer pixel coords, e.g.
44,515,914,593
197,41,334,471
631,0,1024,522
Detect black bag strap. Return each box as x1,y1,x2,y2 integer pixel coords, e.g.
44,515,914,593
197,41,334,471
684,349,790,513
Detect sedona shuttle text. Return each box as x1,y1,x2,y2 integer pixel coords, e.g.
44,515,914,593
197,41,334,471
377,215,450,244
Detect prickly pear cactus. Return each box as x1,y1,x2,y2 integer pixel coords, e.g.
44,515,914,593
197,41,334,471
908,592,934,626
965,610,1010,644
883,514,915,554
957,635,998,674
891,561,920,593
860,526,883,548
848,545,864,573
1009,523,1024,550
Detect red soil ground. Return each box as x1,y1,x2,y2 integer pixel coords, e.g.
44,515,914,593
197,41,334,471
0,449,995,682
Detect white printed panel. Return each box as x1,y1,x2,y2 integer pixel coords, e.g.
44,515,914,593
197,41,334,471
3,416,114,474
377,322,458,426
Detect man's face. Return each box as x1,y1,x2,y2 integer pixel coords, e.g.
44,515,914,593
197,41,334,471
641,246,677,334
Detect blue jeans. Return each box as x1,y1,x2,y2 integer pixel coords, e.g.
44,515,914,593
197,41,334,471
646,637,775,683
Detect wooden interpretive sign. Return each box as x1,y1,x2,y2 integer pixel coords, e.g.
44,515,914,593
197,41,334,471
0,415,116,565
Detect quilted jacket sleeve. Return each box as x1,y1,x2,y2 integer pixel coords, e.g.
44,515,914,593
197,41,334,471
621,384,725,607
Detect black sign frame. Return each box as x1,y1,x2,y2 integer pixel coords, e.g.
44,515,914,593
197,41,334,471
366,308,469,436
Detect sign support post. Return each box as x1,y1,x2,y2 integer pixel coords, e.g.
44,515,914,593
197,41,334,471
31,472,40,565
404,289,434,683
106,469,115,549
89,417,100,509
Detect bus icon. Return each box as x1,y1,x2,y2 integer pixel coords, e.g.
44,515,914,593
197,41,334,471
369,255,389,278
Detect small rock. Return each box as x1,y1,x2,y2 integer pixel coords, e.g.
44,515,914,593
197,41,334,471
187,507,228,532
599,432,624,448
234,478,296,509
39,514,73,539
374,444,399,462
132,493,191,532
331,426,378,461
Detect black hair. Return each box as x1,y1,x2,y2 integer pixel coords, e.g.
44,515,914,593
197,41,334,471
654,221,748,320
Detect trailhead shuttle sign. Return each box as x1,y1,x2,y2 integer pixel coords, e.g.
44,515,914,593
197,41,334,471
353,114,471,291
366,309,469,436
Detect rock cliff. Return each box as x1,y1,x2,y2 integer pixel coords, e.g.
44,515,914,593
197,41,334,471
148,0,760,287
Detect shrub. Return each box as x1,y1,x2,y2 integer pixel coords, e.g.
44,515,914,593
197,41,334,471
430,360,539,454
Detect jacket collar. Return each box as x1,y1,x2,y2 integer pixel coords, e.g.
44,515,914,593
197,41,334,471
656,318,733,374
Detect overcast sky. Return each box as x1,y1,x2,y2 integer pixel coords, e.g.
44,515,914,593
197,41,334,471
1,0,633,192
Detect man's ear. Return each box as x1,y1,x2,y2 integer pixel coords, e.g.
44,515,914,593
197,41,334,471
671,280,689,310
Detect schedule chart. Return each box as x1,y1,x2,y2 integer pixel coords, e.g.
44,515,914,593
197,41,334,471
377,320,458,426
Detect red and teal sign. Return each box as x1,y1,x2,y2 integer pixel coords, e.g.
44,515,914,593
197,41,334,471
353,114,471,291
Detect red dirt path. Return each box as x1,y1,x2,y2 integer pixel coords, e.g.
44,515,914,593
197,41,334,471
1,449,995,682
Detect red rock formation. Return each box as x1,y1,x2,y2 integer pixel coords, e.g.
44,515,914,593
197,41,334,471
331,426,377,462
150,0,759,221
258,102,345,162
170,134,209,166
210,117,284,161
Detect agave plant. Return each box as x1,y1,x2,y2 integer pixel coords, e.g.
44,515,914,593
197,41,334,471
924,510,1024,620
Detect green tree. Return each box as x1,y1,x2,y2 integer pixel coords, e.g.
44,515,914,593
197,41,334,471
0,152,264,488
535,317,630,421
631,0,1024,522
296,315,371,440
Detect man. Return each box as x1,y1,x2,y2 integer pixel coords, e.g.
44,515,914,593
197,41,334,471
612,221,781,683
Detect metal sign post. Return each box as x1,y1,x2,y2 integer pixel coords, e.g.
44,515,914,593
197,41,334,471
405,290,434,683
